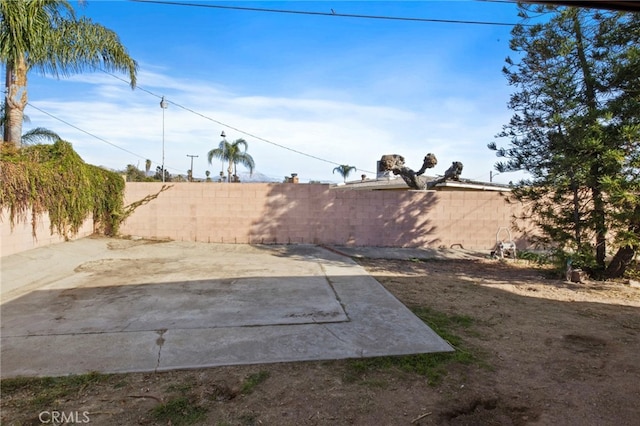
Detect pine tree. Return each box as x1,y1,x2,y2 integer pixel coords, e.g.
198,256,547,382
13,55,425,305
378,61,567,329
488,4,640,277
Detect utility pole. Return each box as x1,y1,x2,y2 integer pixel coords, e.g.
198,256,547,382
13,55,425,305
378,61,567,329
160,96,168,183
220,131,228,183
187,154,199,182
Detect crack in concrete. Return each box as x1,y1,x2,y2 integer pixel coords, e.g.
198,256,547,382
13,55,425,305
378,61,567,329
319,262,350,321
316,262,355,348
313,317,351,347
120,320,135,332
154,329,167,373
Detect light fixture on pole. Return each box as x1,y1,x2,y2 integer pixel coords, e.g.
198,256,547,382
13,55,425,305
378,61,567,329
160,96,168,183
220,131,227,182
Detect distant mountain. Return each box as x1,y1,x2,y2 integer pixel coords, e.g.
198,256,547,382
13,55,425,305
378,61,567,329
236,171,281,183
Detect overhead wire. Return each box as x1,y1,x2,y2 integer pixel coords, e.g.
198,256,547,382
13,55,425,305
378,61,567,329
29,95,511,183
475,0,519,5
20,1,525,178
27,102,143,160
100,70,377,175
130,0,524,26
121,1,525,178
25,70,376,177
26,101,186,174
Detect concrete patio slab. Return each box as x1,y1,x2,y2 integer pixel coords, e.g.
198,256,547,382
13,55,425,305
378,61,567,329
0,237,453,378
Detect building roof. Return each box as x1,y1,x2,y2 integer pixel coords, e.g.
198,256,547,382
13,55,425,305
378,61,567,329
332,176,512,192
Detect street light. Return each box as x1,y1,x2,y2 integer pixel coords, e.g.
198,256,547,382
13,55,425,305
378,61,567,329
160,96,168,183
220,131,227,183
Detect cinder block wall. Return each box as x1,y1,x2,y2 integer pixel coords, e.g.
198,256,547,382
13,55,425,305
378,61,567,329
1,210,94,257
119,183,526,251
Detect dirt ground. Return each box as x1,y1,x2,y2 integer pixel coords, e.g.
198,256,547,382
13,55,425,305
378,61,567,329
2,257,639,426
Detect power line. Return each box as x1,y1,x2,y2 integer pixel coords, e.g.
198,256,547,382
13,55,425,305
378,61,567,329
26,70,375,176
169,98,374,172
476,0,519,4
130,0,523,27
17,2,524,180
26,101,187,174
27,102,146,161
100,69,377,175
22,1,522,178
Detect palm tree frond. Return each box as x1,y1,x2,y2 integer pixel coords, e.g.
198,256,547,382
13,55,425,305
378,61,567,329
1,1,138,146
21,127,61,145
38,17,138,87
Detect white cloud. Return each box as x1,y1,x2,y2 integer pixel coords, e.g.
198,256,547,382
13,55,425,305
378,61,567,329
24,68,516,183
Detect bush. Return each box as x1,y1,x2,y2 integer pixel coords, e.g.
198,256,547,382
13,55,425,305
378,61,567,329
0,141,125,238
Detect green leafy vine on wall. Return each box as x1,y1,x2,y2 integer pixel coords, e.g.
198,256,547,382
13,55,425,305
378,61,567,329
0,140,125,239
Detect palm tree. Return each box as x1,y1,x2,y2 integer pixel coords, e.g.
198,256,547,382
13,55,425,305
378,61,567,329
333,164,357,183
145,159,152,176
1,103,61,145
207,138,255,183
1,0,138,147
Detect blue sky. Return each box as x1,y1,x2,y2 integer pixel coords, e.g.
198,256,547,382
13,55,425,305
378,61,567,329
23,0,525,183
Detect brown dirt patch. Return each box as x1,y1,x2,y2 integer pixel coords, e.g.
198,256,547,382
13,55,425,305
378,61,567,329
2,258,639,425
